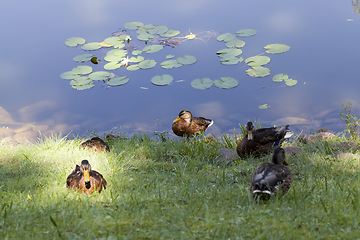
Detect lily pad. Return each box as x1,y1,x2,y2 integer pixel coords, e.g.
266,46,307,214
217,33,236,42
191,78,213,90
236,29,257,37
129,56,145,63
70,77,93,86
81,42,102,51
214,77,238,89
161,59,183,69
104,37,126,48
259,104,269,109
107,76,130,86
104,62,122,70
160,30,180,37
285,78,298,86
65,37,86,47
71,82,94,90
127,64,140,71
264,44,290,54
177,55,197,65
139,59,156,69
89,71,112,81
60,71,79,80
151,74,173,86
142,45,163,53
185,34,196,39
147,25,168,35
132,50,143,56
166,54,175,59
73,54,94,62
246,67,271,77
72,65,93,75
245,56,271,67
226,39,246,48
137,33,155,41
124,21,144,30
216,48,242,57
220,57,243,65
272,73,289,82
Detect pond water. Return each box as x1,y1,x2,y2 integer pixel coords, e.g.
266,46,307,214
1,0,360,143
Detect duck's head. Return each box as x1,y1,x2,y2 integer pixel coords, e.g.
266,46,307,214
80,160,92,189
246,121,254,140
173,110,192,124
271,148,286,165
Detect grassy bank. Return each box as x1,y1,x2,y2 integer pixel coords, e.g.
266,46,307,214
0,130,360,239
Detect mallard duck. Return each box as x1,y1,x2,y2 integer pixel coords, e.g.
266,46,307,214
236,121,292,157
66,160,107,195
80,137,110,152
172,110,213,137
250,147,293,200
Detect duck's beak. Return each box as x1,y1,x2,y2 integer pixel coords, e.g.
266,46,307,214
83,170,91,189
248,131,253,141
173,116,181,123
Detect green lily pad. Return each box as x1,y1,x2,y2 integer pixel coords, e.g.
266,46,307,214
225,39,246,48
191,78,213,90
259,104,269,109
236,29,257,37
214,77,239,89
73,54,94,62
72,65,93,75
147,25,168,35
137,27,148,35
70,77,93,86
264,44,290,54
177,55,197,65
104,37,126,48
124,21,144,29
71,82,94,90
137,33,155,41
160,30,180,37
285,78,298,86
81,42,102,51
107,76,130,86
166,54,175,59
217,33,236,42
272,73,289,82
132,50,143,56
216,48,242,57
104,62,122,70
151,74,173,86
104,49,127,62
129,56,144,63
139,59,156,69
127,64,140,71
65,37,86,47
143,45,163,53
246,67,271,77
60,71,79,80
220,57,243,65
118,34,132,42
89,71,112,81
185,34,196,39
161,59,183,69
245,56,271,67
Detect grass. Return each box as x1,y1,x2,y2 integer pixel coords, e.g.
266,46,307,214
1,130,360,239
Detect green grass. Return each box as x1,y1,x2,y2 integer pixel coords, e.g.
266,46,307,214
1,132,360,239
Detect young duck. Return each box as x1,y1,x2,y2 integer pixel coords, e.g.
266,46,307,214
236,121,293,157
250,147,293,200
80,137,110,152
172,110,213,137
66,160,107,195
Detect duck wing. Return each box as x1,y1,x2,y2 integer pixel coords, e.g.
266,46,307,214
90,170,107,193
252,125,290,144
66,164,82,189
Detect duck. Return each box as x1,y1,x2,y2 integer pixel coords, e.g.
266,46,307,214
250,147,293,200
66,160,107,195
80,137,110,152
172,110,213,137
236,121,293,157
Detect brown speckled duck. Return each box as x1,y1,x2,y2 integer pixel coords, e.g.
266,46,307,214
237,121,292,157
172,110,213,137
80,137,110,152
250,147,293,200
66,160,107,195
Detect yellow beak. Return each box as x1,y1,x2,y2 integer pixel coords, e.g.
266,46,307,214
173,116,181,123
83,170,90,182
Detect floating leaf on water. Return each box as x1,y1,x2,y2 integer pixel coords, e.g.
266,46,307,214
81,42,102,51
104,62,122,70
285,78,298,86
72,65,93,75
166,54,175,59
214,77,238,89
245,56,271,67
236,29,257,37
151,74,173,86
216,48,242,57
132,50,143,56
147,25,168,35
107,76,130,86
140,86,148,90
60,71,79,80
225,39,246,48
70,77,93,86
246,67,271,77
259,104,269,109
272,73,289,82
118,34,132,42
73,54,94,62
104,37,125,48
71,82,94,90
137,33,155,41
127,64,140,71
220,57,243,65
161,59,182,69
185,34,196,39
89,71,111,81
160,30,180,37
264,44,290,54
142,45,163,53
90,57,100,64
137,27,148,35
177,55,197,65
99,41,113,47
124,21,144,30
139,59,156,69
191,78,213,90
65,37,86,47
129,56,144,63
104,49,127,62
217,33,236,42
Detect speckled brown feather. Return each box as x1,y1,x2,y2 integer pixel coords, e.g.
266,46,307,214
172,110,213,137
80,137,110,152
